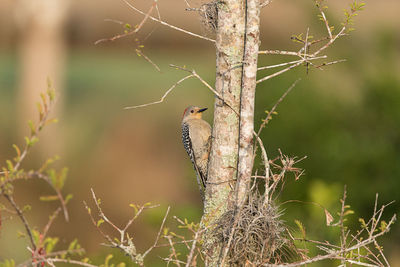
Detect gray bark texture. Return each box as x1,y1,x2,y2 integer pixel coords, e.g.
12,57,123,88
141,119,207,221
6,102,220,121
202,0,261,265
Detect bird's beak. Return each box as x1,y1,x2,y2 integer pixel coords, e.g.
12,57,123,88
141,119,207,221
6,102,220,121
198,108,208,113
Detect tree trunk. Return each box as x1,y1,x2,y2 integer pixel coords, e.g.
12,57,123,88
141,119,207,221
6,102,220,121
202,0,261,265
15,0,69,155
236,0,260,207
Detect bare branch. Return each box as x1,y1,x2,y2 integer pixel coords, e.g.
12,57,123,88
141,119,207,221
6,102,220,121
314,59,346,69
95,2,155,45
123,0,215,43
124,74,194,109
259,49,305,56
169,64,240,115
3,194,36,250
185,229,201,267
42,207,62,240
257,79,301,136
257,56,326,71
318,5,332,39
257,61,303,84
38,258,98,267
135,49,161,72
142,206,170,258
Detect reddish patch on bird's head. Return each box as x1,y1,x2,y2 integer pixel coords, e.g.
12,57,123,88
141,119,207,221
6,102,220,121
182,107,190,118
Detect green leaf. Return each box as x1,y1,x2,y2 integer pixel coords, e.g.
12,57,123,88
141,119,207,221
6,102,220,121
40,92,47,107
295,219,306,238
39,195,59,201
56,167,68,189
130,203,138,214
25,136,39,147
97,218,105,227
22,205,31,212
359,218,367,228
12,144,21,161
344,209,354,216
68,238,78,251
47,88,55,101
17,231,26,238
32,229,40,245
0,259,16,267
379,221,387,232
6,160,14,172
47,169,57,186
105,254,113,267
65,194,74,204
45,237,59,253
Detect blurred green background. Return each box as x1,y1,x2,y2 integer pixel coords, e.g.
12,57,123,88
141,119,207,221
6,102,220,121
0,0,399,265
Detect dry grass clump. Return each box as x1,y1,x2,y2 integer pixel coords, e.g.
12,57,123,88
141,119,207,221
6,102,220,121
199,1,218,33
213,192,296,265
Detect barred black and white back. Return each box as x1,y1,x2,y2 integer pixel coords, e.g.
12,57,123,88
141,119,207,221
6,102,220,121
181,122,207,187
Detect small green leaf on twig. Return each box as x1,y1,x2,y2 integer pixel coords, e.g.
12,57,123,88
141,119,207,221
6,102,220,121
39,195,59,202
12,144,21,161
379,221,387,232
65,194,74,203
295,219,306,238
97,218,105,227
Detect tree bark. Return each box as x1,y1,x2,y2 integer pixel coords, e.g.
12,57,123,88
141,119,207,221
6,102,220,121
236,0,261,207
203,0,245,265
202,0,261,265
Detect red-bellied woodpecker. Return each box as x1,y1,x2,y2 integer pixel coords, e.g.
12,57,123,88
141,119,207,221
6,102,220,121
181,106,212,189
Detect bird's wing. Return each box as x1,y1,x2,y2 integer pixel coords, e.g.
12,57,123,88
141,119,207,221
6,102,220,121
182,123,206,188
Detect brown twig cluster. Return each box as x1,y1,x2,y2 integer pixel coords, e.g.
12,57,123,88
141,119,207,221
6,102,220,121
0,88,89,267
269,188,396,267
84,188,168,266
84,188,208,267
257,0,364,84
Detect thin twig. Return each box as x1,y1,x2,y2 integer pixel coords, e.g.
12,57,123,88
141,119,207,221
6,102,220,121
185,229,201,267
37,258,98,267
135,49,161,72
314,59,347,69
257,61,303,84
257,56,326,71
123,0,215,43
95,2,155,45
124,74,194,109
143,206,170,258
35,172,69,222
3,194,36,250
257,79,300,137
42,207,62,240
169,64,240,115
318,5,332,39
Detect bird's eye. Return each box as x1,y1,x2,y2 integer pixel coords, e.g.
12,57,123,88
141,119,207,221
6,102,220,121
190,110,194,113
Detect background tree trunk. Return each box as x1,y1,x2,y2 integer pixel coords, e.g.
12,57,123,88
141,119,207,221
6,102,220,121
203,0,261,265
15,0,69,155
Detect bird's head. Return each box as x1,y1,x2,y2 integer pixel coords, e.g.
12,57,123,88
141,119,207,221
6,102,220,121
182,106,208,120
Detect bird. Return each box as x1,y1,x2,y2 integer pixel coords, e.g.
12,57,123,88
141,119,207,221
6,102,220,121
181,106,212,190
